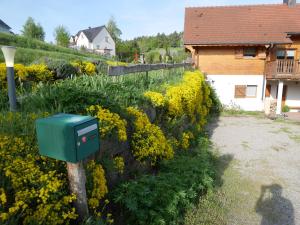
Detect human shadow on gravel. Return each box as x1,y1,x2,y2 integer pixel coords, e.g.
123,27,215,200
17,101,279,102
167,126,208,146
255,184,294,225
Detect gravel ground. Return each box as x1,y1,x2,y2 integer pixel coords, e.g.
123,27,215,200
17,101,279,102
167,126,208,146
210,116,300,225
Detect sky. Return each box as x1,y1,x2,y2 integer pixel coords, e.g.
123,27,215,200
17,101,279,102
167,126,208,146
0,0,283,43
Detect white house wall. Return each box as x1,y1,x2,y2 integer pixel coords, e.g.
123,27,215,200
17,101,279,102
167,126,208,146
92,29,115,56
268,80,300,108
286,83,300,108
207,75,264,111
75,32,91,49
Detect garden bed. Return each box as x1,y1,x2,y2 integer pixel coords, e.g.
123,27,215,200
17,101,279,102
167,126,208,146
0,69,220,224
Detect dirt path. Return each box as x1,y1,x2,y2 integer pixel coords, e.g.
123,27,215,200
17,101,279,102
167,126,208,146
209,116,300,225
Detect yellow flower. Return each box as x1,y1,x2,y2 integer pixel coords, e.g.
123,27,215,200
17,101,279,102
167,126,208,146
127,107,174,164
113,156,125,174
144,91,165,107
87,105,127,141
181,131,194,150
86,161,108,216
84,62,96,75
0,188,7,206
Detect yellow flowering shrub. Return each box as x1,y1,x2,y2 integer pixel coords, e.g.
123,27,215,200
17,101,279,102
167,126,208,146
113,156,125,174
127,107,174,164
86,161,108,217
0,63,5,82
0,188,6,207
144,91,165,107
181,131,194,150
71,61,96,75
143,71,212,133
165,71,204,119
84,62,96,75
14,64,28,80
0,135,77,224
0,63,28,84
87,105,127,142
26,64,53,82
106,60,128,67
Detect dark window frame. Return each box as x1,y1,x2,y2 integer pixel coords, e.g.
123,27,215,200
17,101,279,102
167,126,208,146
243,47,257,58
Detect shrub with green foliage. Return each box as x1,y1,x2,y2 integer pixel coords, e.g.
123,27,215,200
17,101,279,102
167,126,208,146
46,60,78,79
20,69,184,113
208,86,222,114
282,105,290,113
114,137,215,225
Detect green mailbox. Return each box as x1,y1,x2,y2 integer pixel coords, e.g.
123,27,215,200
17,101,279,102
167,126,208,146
36,113,100,163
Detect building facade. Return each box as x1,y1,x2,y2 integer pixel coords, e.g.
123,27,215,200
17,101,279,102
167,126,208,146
184,0,300,114
0,19,12,33
70,26,115,57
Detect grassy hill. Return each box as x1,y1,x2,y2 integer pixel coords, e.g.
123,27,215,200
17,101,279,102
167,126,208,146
0,32,105,64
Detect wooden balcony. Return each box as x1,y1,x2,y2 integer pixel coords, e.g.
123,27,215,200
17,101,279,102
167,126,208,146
265,59,300,80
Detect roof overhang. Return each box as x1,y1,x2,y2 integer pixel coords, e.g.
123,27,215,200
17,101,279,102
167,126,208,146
184,41,293,46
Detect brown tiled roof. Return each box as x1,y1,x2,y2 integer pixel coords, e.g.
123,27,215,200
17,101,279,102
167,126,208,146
184,3,300,45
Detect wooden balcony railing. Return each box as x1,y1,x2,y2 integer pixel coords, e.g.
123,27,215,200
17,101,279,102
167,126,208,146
266,59,300,79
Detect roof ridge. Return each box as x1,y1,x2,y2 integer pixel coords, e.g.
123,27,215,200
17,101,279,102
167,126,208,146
185,3,299,9
81,25,105,32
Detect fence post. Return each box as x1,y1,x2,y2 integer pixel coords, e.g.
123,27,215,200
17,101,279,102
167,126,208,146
67,161,89,222
145,71,149,88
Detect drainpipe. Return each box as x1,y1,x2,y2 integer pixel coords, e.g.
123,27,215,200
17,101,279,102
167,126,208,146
261,76,266,101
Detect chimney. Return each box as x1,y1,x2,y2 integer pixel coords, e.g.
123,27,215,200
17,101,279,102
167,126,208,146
88,26,91,29
283,0,297,7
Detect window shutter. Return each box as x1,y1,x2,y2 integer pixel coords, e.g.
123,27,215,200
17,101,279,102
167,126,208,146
235,48,243,59
234,85,246,98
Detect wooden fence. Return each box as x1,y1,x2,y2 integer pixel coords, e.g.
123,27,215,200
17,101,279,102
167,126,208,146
107,63,192,76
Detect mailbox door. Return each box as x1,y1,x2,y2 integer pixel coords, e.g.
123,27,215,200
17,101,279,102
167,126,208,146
74,119,100,161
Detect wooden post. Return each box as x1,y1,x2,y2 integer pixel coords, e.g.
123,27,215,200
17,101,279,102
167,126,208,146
67,161,89,221
145,71,149,88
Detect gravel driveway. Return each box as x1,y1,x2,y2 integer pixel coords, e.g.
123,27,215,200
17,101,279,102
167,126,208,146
210,116,300,225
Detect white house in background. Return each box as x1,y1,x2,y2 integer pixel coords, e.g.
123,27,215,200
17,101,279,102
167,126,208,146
70,26,115,57
0,19,12,33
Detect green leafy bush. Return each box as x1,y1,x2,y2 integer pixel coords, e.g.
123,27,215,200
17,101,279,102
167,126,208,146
208,86,222,114
20,68,184,113
47,60,78,79
282,105,290,113
145,51,162,64
0,90,8,112
114,137,215,225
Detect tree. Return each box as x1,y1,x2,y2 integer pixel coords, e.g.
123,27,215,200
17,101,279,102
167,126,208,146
54,25,70,47
22,17,45,41
107,16,122,43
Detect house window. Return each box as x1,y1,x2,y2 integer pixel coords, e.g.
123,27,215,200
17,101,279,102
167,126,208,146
276,50,285,59
105,36,109,42
276,49,295,60
96,45,100,49
246,85,257,97
234,85,257,98
286,50,295,59
243,48,257,58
